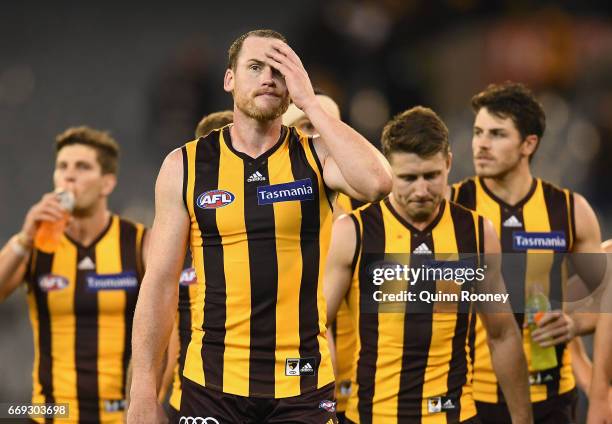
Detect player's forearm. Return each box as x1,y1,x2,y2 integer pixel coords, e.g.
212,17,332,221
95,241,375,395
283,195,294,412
305,103,391,201
571,311,598,336
130,277,178,400
590,313,612,398
0,234,29,301
489,325,533,423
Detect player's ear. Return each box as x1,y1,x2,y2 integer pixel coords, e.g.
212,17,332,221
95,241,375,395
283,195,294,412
446,151,453,173
101,174,117,196
224,68,234,93
521,135,539,157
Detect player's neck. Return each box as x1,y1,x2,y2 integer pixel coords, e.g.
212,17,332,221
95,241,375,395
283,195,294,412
65,205,111,247
230,112,283,158
481,163,533,206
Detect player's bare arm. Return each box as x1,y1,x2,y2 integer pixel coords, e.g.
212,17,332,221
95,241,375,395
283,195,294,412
264,40,392,202
323,214,357,325
532,193,605,347
587,312,612,424
478,218,533,424
127,148,189,424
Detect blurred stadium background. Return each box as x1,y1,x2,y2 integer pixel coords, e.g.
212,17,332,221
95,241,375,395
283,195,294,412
1,1,610,421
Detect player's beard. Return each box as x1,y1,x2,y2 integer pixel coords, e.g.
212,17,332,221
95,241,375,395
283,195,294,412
235,90,290,122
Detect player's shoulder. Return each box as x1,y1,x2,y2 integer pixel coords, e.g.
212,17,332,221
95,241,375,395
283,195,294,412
537,177,574,198
115,214,147,233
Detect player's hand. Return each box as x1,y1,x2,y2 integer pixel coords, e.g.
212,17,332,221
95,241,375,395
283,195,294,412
530,310,576,347
126,397,167,424
264,40,316,112
586,395,612,424
21,192,68,242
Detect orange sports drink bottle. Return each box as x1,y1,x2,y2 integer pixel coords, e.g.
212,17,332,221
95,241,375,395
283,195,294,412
34,190,75,253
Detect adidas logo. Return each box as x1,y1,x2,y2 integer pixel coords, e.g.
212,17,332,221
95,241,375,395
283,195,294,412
77,256,95,270
443,399,455,409
247,171,266,182
300,363,313,373
503,215,522,228
413,242,432,254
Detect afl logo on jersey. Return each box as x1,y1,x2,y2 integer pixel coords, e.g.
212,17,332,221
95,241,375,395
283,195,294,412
197,190,235,209
179,267,197,286
38,274,69,291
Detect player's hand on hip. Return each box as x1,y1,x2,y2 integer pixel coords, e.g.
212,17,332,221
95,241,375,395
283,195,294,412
265,40,316,112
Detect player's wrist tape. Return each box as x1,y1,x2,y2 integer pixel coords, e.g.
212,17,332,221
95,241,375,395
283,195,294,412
11,233,32,257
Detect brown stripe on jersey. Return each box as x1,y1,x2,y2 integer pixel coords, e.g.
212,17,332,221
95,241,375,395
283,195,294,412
568,193,576,249
356,203,384,424
350,198,366,211
244,158,278,397
74,246,100,422
499,206,526,329
397,233,434,421
542,182,569,309
446,205,479,422
32,251,55,410
119,219,140,396
195,132,226,390
177,283,192,392
290,135,323,393
542,182,571,397
182,146,189,211
454,179,477,210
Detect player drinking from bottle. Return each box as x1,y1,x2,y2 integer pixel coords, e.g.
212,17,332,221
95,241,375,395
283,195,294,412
0,126,148,424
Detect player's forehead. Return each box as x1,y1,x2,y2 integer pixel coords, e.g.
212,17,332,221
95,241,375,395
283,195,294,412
237,36,278,64
474,107,517,131
56,144,98,163
390,151,447,174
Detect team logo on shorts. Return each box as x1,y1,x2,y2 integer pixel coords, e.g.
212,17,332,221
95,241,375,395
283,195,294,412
179,267,197,286
179,417,220,424
197,190,235,209
257,178,314,205
319,400,336,413
86,271,138,291
38,274,69,291
285,357,317,376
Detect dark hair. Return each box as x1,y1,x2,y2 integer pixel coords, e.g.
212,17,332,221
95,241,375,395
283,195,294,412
195,110,234,138
55,126,119,175
381,106,449,158
227,29,287,70
471,81,545,157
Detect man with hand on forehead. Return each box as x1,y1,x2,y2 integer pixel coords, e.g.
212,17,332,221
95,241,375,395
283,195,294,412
128,29,391,424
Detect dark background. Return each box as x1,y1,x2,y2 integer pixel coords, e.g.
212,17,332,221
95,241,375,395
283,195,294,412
1,0,610,420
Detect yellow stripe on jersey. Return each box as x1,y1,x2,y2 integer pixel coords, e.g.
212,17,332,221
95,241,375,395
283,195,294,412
182,126,334,398
345,199,481,424
452,177,575,404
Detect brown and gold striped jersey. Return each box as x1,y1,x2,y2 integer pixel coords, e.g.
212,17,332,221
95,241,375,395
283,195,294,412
26,215,145,424
181,125,334,398
451,176,575,404
345,198,483,424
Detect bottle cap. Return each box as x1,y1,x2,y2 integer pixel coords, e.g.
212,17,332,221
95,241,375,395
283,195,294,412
55,189,75,212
